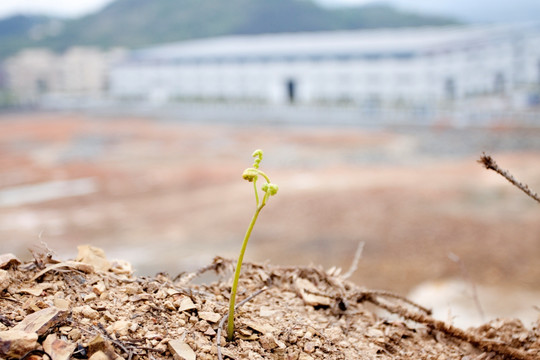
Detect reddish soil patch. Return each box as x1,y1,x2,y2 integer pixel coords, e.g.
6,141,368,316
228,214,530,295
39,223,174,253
0,112,539,299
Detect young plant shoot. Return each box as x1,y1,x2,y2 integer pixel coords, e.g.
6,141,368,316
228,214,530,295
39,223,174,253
227,149,278,341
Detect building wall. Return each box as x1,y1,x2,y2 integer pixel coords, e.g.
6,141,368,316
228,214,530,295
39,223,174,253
109,26,540,109
4,47,125,104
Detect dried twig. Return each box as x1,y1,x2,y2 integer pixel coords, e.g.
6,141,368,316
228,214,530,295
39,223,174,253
357,289,432,315
478,153,540,204
364,294,530,360
342,241,365,280
217,285,269,360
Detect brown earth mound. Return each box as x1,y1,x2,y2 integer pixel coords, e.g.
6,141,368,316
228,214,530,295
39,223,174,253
0,246,538,360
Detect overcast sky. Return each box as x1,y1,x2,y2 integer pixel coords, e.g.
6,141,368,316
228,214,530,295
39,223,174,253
0,0,375,19
0,0,116,18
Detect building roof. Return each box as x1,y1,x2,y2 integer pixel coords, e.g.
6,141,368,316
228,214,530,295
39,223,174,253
127,23,540,63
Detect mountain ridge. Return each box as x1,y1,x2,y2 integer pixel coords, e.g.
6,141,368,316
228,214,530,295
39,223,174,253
0,0,460,59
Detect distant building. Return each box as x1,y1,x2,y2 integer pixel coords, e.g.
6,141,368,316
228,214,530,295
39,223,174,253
4,47,125,104
3,48,56,103
109,23,540,111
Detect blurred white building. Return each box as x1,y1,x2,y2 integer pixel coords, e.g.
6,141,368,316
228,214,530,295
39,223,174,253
109,23,540,110
4,47,125,104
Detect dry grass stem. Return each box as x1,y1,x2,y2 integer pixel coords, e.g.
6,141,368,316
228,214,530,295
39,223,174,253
479,153,540,204
342,241,365,279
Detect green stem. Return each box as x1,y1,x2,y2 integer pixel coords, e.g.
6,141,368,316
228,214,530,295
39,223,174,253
253,181,259,207
227,201,266,341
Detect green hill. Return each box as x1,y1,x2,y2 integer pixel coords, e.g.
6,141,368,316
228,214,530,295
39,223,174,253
0,0,459,58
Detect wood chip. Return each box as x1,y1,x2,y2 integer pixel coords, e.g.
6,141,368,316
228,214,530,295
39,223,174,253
43,333,77,360
295,278,331,307
12,307,68,335
17,282,54,296
0,330,38,358
31,261,94,281
168,339,196,360
0,253,20,269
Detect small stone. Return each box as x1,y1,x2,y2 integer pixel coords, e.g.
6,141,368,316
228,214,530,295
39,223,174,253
12,307,68,335
83,293,98,302
110,259,133,275
198,311,221,323
43,333,77,360
76,245,111,272
366,328,384,338
244,319,277,334
123,283,139,295
195,320,210,332
166,288,181,296
102,311,115,322
93,282,107,295
204,327,216,336
303,341,316,354
69,328,82,341
164,300,176,311
112,320,131,336
0,270,10,292
168,339,196,360
0,330,38,358
145,331,162,340
0,253,20,269
298,353,314,360
89,350,111,360
177,297,197,312
286,350,300,360
87,335,117,359
53,298,71,310
74,305,100,320
260,333,278,350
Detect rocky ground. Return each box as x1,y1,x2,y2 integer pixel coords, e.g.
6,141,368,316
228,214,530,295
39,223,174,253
0,111,540,335
0,246,539,360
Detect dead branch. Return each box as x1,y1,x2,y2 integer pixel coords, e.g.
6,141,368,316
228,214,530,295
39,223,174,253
364,294,530,360
478,153,540,204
